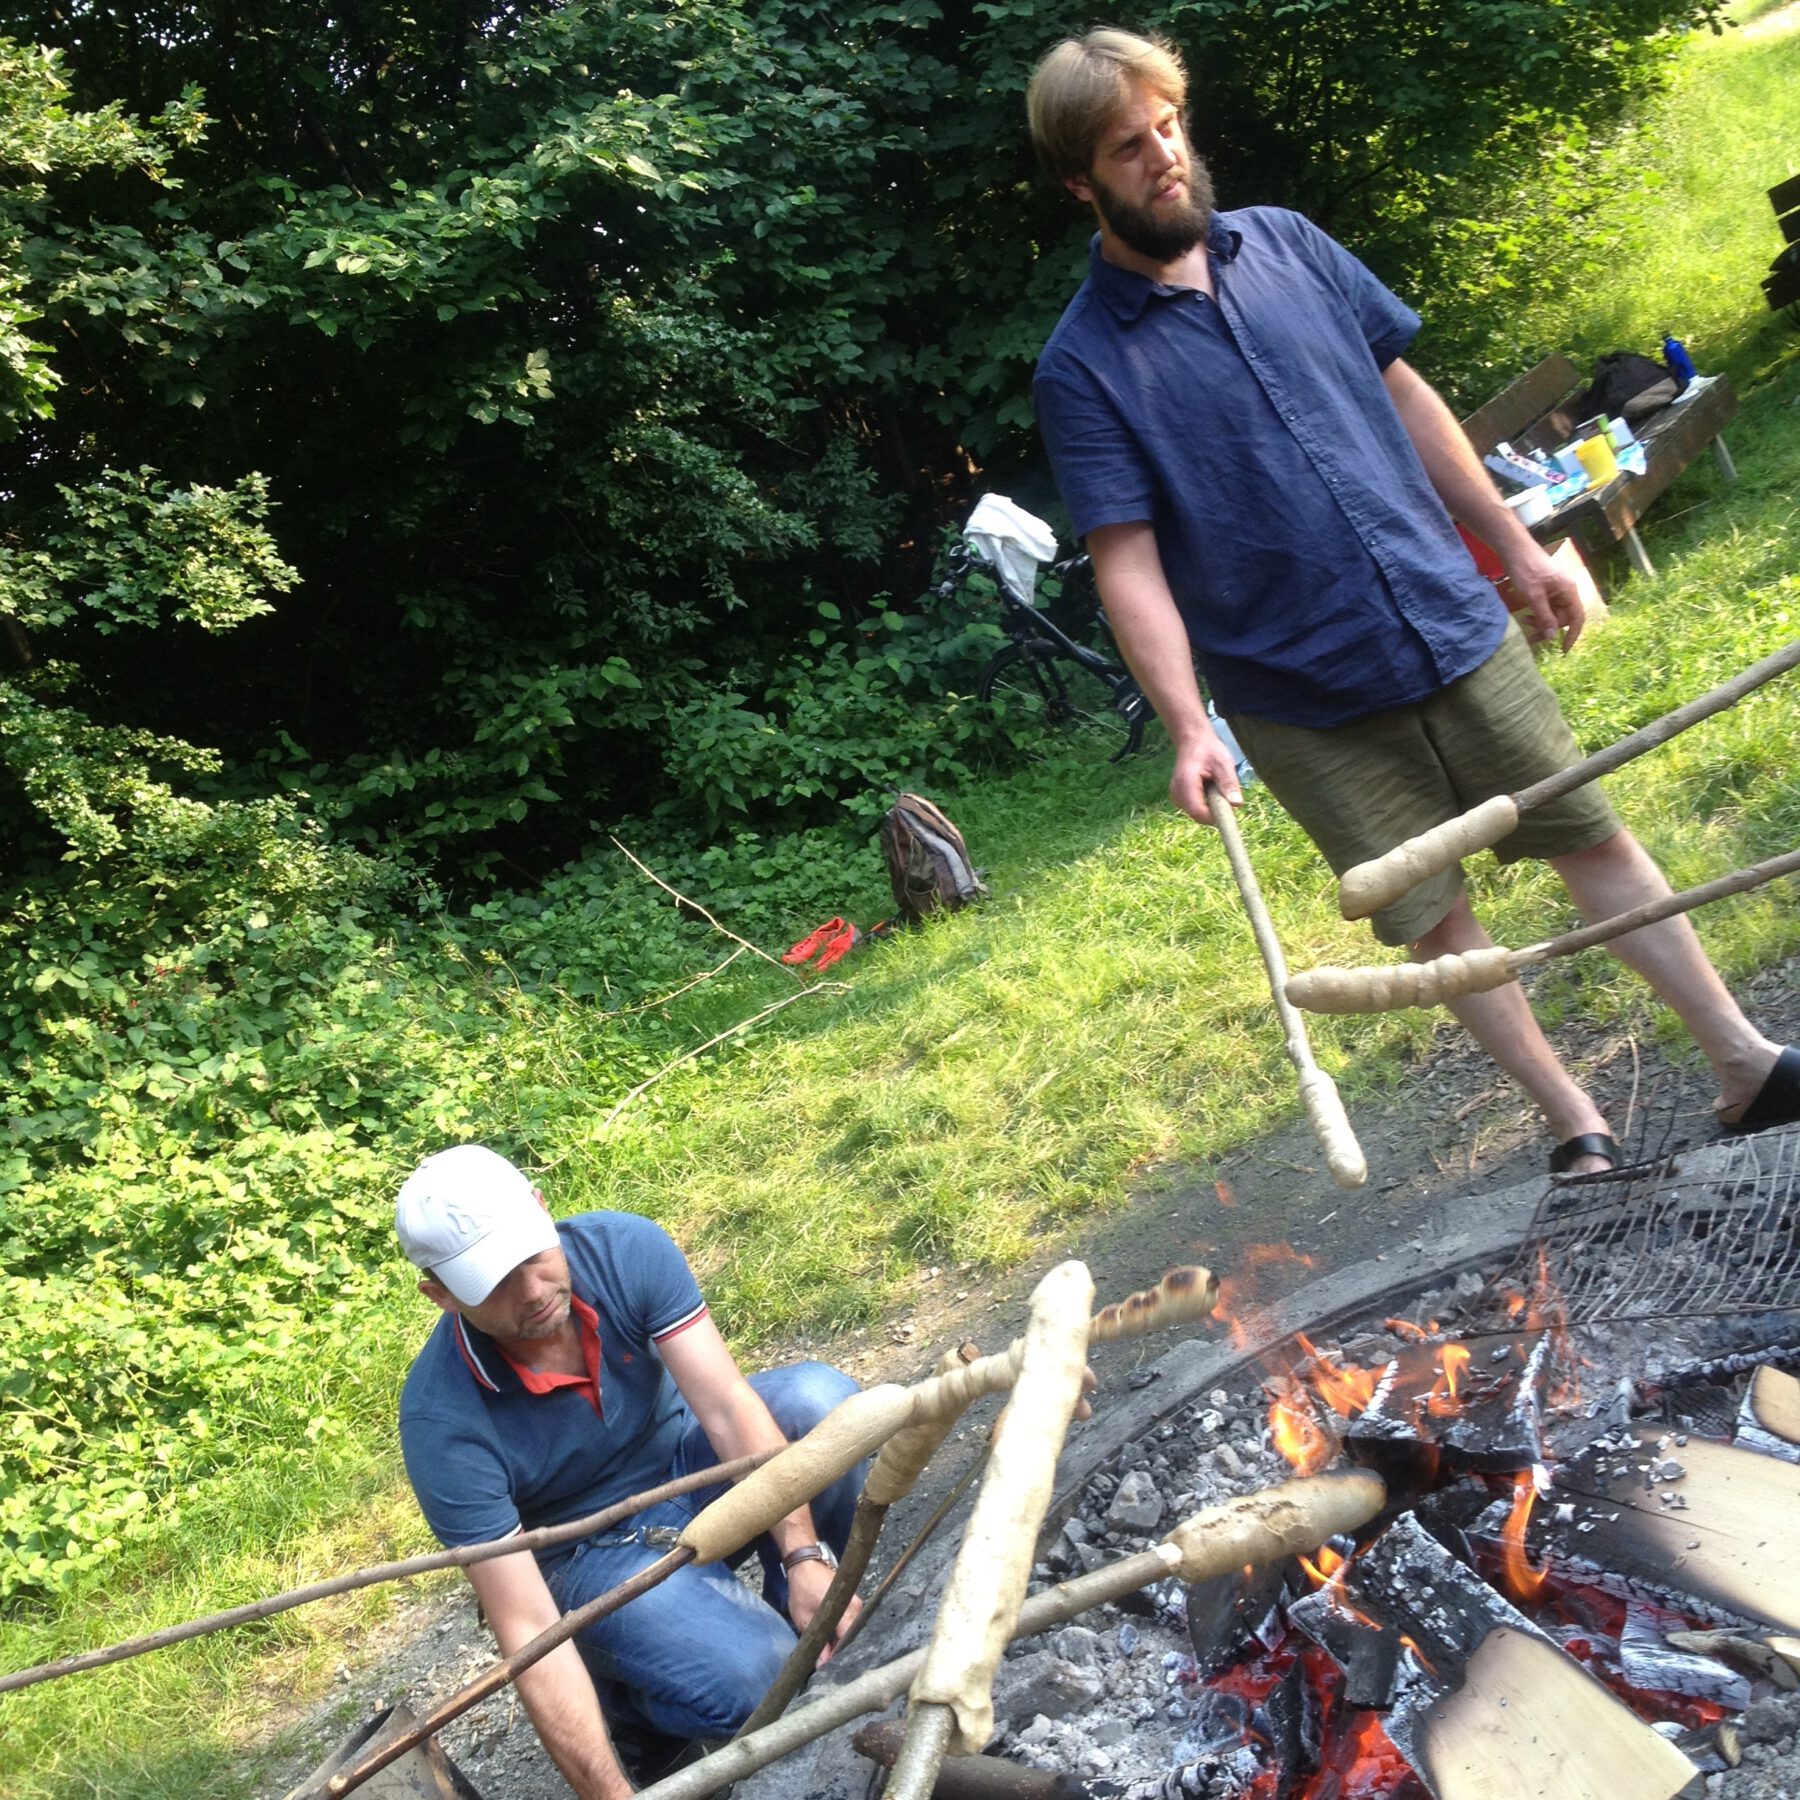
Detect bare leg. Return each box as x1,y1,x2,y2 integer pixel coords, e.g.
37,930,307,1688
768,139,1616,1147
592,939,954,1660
1549,829,1781,1121
1411,891,1614,1170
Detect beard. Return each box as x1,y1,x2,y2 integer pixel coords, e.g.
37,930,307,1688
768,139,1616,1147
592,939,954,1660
1091,157,1216,263
513,1292,572,1339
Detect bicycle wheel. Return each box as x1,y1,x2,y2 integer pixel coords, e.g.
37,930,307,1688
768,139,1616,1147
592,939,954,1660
976,640,1150,763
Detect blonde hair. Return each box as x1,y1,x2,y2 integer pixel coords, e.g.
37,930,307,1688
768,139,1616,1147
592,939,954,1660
1026,28,1188,185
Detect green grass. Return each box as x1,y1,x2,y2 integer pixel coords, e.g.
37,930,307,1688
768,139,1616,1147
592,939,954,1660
6,11,1800,1795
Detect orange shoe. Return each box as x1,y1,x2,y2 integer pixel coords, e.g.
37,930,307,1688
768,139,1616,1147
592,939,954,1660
783,918,846,965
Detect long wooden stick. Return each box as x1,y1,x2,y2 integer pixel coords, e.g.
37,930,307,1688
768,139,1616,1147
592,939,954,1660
1208,785,1368,1188
1290,845,1800,1014
0,1452,776,1697
634,1472,1388,1800
318,1549,696,1799
1337,638,1800,920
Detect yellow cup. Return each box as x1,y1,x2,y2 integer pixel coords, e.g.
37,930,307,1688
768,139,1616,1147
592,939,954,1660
1575,433,1619,486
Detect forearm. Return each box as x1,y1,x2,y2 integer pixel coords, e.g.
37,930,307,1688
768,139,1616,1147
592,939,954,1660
1084,523,1212,750
1383,357,1586,652
513,1641,637,1800
470,1556,634,1800
1383,359,1537,564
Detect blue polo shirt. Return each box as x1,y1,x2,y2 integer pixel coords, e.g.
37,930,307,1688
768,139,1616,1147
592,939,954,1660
399,1211,708,1554
1033,207,1505,727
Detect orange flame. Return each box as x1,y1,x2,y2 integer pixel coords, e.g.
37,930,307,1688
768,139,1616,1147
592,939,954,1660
1214,1178,1236,1209
1295,1333,1379,1418
1211,1243,1317,1348
1499,1470,1549,1602
1298,1542,1346,1587
1268,1384,1334,1476
1424,1341,1472,1417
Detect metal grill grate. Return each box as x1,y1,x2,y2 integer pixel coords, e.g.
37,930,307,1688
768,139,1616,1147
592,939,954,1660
1475,1122,1800,1326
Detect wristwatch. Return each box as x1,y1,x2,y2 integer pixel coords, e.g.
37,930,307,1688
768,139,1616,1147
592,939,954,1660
781,1541,838,1572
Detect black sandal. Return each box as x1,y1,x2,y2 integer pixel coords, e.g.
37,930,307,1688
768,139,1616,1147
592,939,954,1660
1720,1045,1800,1134
1550,1131,1619,1175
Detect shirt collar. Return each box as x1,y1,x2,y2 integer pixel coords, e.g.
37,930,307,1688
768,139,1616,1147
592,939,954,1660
1087,213,1245,322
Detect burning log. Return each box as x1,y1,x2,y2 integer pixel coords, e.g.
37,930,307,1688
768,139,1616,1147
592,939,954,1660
1619,1599,1751,1711
1495,1426,1800,1634
1289,1514,1697,1800
1736,1365,1800,1464
1669,1718,1743,1774
1184,1560,1287,1680
1664,1629,1800,1690
1344,1335,1548,1478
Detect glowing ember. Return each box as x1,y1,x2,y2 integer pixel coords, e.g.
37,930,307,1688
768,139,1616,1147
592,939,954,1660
1215,1178,1236,1208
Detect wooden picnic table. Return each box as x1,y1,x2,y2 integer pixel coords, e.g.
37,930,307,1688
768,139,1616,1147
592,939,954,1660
1461,353,1737,585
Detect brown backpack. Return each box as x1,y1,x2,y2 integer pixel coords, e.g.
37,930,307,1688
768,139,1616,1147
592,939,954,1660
879,793,987,924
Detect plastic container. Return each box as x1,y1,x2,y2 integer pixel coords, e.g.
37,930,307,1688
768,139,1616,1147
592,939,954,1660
1575,433,1620,487
1663,334,1697,386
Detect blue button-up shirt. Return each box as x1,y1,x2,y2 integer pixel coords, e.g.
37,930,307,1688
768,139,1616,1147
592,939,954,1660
1033,207,1504,727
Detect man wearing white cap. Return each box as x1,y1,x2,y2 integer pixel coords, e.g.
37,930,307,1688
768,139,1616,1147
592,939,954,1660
395,1144,864,1798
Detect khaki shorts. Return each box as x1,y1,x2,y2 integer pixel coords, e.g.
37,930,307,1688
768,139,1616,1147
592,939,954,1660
1225,619,1620,946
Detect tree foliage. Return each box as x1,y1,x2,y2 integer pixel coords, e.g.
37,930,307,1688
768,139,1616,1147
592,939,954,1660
0,0,1720,1598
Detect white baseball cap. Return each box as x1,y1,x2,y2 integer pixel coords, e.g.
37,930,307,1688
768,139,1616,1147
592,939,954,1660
394,1145,561,1305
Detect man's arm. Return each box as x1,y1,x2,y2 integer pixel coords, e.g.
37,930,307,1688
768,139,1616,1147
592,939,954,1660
1085,520,1242,825
658,1318,859,1651
466,1549,636,1800
1381,357,1585,654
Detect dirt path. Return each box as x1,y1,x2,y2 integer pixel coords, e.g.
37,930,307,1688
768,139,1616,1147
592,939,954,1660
261,951,1800,1798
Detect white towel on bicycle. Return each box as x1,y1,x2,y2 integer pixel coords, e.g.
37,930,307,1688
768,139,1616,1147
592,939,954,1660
964,494,1058,605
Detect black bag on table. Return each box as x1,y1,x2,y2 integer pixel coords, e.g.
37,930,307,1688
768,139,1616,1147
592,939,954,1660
1568,350,1680,426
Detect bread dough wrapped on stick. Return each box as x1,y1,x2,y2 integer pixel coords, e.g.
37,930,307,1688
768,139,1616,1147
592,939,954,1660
1294,848,1800,1015
1337,640,1800,922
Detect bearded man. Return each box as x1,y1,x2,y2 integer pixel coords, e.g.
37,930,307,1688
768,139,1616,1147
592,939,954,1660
1027,28,1799,1165
395,1144,864,1798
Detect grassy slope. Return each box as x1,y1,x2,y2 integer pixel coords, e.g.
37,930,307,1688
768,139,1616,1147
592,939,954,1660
5,11,1800,1795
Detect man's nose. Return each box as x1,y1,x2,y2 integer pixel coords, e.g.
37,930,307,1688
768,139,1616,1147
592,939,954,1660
1147,132,1177,174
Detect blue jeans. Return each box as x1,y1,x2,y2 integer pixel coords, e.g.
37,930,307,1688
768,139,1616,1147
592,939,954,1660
541,1361,864,1740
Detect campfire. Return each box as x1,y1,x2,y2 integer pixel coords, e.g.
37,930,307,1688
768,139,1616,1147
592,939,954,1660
962,1126,1800,1800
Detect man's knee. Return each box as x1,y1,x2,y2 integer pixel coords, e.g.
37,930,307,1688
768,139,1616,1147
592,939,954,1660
663,1628,788,1739
750,1360,858,1437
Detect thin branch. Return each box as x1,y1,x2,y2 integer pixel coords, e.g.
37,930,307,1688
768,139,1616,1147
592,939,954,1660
0,1453,776,1696
597,983,848,1131
622,945,748,1015
609,836,802,982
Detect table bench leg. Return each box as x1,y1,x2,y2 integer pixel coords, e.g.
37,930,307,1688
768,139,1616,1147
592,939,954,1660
1623,526,1657,581
1710,434,1738,482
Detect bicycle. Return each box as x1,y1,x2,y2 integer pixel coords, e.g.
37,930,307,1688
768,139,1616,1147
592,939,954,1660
935,538,1154,763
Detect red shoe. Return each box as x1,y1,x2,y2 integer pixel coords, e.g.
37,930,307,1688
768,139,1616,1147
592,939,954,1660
783,917,846,965
810,921,862,973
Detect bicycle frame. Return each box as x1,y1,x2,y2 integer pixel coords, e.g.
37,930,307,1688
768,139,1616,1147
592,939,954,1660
940,542,1137,702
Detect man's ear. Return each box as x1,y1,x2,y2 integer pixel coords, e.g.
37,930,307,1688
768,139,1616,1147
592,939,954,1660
532,1186,551,1214
1065,172,1094,205
420,1277,458,1316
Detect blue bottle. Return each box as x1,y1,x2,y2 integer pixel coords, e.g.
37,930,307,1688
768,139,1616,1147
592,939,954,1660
1663,334,1696,387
